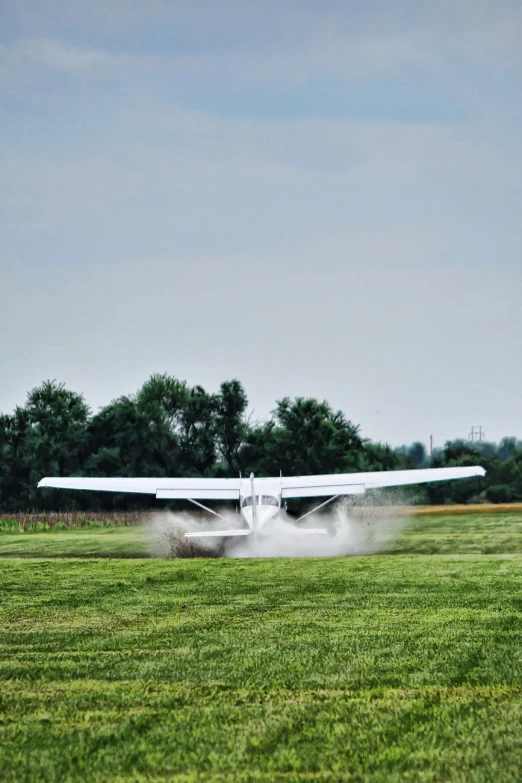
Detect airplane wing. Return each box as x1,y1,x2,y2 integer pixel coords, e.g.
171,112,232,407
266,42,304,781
37,477,242,501
280,466,486,498
39,466,485,501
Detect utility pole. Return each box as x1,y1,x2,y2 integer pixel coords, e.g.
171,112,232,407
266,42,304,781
469,426,484,443
430,434,433,465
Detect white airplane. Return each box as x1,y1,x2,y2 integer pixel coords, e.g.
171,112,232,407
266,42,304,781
39,466,485,539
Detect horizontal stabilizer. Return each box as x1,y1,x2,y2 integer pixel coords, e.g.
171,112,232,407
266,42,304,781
184,529,251,538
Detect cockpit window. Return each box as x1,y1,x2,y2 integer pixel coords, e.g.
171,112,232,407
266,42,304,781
241,495,279,507
261,495,279,507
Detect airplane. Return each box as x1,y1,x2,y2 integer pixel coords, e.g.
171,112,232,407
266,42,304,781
38,465,485,539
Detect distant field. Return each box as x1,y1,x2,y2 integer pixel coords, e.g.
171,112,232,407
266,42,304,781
1,502,522,532
1,513,521,781
0,510,144,532
408,502,522,515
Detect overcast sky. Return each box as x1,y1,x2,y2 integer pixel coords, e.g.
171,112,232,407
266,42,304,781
2,0,521,447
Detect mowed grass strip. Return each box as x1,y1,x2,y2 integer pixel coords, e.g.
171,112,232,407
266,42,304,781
1,680,521,783
0,526,147,558
390,512,522,555
1,551,522,782
1,512,522,557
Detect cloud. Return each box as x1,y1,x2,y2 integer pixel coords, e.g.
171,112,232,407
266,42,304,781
5,0,522,86
5,37,110,69
8,0,522,66
3,103,520,248
1,0,521,444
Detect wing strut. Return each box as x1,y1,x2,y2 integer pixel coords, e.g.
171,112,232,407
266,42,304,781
295,495,340,524
187,498,225,519
250,472,257,528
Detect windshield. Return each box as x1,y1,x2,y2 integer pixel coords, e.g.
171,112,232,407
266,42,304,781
261,495,279,506
241,495,279,508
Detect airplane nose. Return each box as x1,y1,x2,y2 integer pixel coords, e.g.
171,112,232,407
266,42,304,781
256,506,278,530
242,507,254,529
241,504,279,531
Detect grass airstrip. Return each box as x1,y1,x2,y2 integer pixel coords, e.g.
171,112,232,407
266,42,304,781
0,509,521,782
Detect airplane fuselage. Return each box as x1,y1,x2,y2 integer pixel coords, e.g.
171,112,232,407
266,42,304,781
239,474,281,533
240,494,281,532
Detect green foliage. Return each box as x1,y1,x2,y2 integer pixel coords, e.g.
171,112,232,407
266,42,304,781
486,484,514,503
498,436,521,461
242,397,364,476
176,384,217,474
395,440,429,468
363,442,408,471
426,438,522,505
0,382,90,511
1,378,521,511
213,379,248,474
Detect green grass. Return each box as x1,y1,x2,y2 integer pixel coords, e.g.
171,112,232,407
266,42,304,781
0,526,147,558
1,512,521,558
0,515,521,781
391,512,522,555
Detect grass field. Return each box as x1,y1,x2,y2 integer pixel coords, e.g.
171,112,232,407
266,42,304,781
1,513,521,781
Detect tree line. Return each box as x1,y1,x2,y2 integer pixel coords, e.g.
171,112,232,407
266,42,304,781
0,376,520,511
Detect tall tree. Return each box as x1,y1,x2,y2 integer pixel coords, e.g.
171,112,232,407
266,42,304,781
428,440,488,504
498,437,519,462
86,396,170,478
243,397,365,476
177,385,217,475
8,381,91,509
0,413,26,510
213,380,248,475
364,442,409,472
407,441,427,468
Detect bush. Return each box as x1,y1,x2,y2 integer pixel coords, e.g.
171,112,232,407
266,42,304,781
486,484,513,504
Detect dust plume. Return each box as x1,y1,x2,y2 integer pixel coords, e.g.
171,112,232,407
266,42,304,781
148,497,408,559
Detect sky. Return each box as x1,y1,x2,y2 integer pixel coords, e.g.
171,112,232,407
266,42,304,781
1,0,521,448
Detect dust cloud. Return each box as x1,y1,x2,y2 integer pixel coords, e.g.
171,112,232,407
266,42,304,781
148,498,408,559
